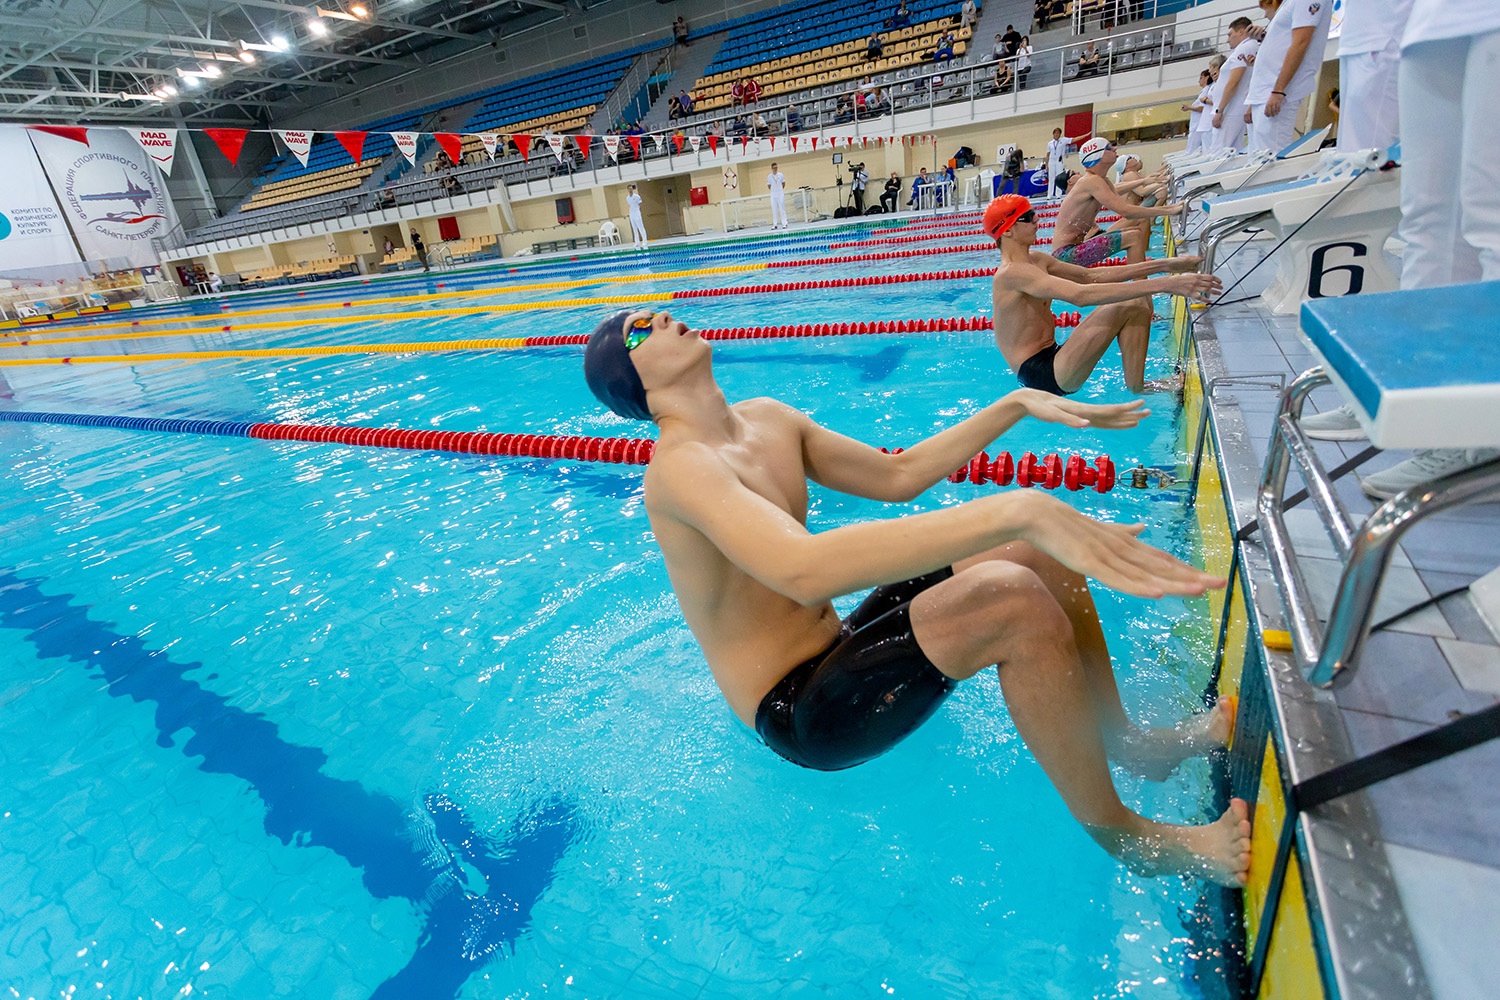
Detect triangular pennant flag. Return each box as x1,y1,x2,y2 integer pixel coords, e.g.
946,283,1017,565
790,137,798,152
859,136,867,148
27,125,89,145
389,131,418,165
672,134,685,154
435,132,463,165
275,129,313,167
545,134,565,162
706,134,719,154
626,135,641,158
513,134,532,160
688,135,701,154
768,137,775,151
126,128,178,175
203,128,249,166
335,130,367,163
575,134,592,160
653,134,666,153
738,136,750,153
603,134,621,160
477,133,500,160
810,137,818,151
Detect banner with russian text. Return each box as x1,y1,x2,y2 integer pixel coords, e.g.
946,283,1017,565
29,126,179,268
0,129,82,271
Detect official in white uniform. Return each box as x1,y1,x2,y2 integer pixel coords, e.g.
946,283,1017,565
1183,70,1215,156
767,163,789,229
1211,20,1259,152
1244,0,1333,154
1044,129,1077,197
626,184,648,248
1337,0,1414,153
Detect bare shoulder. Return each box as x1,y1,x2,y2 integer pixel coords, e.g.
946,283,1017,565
735,395,809,429
644,437,730,511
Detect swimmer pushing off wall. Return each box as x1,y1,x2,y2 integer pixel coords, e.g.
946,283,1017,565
583,308,1251,886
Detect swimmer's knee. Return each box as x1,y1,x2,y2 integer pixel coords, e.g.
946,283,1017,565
958,562,1070,635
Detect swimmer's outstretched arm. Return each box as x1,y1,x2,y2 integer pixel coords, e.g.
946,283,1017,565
785,392,1146,502
1046,253,1206,285
650,449,1221,604
1006,257,1222,306
1079,175,1183,219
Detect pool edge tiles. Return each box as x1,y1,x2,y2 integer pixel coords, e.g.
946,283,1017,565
1183,295,1434,999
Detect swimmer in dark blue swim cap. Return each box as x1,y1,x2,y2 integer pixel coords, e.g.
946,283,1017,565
583,308,1250,886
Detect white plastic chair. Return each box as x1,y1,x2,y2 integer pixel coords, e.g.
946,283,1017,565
598,220,621,246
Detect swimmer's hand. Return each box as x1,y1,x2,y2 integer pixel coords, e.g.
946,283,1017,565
1021,494,1224,598
1165,272,1222,301
1010,390,1149,430
1164,254,1204,273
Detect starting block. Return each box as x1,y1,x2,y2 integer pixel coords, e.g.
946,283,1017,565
1197,148,1401,314
1174,128,1333,206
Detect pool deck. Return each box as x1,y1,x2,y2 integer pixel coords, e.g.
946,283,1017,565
1191,234,1500,1000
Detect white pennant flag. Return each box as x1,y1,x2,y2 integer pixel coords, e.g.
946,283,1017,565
275,129,314,167
687,134,701,154
603,135,621,161
545,134,565,161
390,131,419,165
477,133,500,160
125,128,179,175
653,134,666,153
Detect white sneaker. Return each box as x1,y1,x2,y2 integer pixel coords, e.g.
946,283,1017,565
1359,448,1500,500
1301,404,1368,441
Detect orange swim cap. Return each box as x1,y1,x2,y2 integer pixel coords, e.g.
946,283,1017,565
982,194,1033,240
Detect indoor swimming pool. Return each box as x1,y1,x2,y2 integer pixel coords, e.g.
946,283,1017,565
0,220,1239,998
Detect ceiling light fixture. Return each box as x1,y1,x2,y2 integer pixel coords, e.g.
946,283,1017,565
270,35,291,50
238,50,256,63
349,4,370,17
201,63,222,77
307,17,330,35
316,7,360,23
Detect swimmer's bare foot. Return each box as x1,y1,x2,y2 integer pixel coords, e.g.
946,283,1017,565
1088,799,1252,886
1143,372,1185,394
1114,696,1236,782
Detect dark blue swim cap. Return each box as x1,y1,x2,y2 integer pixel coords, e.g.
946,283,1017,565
583,309,653,421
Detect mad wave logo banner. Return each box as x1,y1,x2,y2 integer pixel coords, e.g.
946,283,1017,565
275,129,313,167
29,127,178,268
0,130,83,270
125,128,179,175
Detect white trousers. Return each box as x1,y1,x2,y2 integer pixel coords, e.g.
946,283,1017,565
628,212,647,245
1338,47,1401,153
1185,129,1207,155
770,192,788,228
1247,101,1299,154
1047,160,1065,197
1210,110,1248,152
1398,30,1500,289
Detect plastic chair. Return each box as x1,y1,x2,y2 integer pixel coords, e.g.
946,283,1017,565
598,221,621,246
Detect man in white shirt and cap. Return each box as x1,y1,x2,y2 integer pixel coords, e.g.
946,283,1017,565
1243,0,1333,153
767,162,789,230
626,184,648,248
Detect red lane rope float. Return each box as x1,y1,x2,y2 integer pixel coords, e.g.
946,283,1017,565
519,312,1083,347
880,447,1117,492
245,421,661,464
669,267,994,298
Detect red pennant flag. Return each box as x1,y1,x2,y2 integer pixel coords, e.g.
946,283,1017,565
575,134,593,159
706,134,719,154
738,136,750,153
28,125,89,145
626,135,641,158
335,130,367,163
672,134,685,153
810,137,818,150
790,137,799,152
768,137,776,150
435,132,463,165
512,134,532,160
203,128,250,166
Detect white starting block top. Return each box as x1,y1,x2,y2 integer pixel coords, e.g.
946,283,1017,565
1198,150,1394,222
1180,130,1335,201
1301,281,1500,450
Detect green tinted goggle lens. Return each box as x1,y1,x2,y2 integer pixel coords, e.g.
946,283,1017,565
623,314,655,351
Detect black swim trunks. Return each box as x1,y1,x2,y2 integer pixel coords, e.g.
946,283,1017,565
1015,342,1073,396
755,568,956,771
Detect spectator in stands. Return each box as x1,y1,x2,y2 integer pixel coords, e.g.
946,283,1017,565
992,32,1007,60
410,230,429,272
786,104,804,131
867,87,889,116
441,172,461,194
1243,0,1334,154
881,171,903,212
377,187,396,209
732,79,747,105
752,111,772,137
1034,0,1052,30
867,31,885,60
1078,39,1100,74
992,57,1016,92
668,96,682,120
908,166,931,208
744,77,763,105
436,150,453,170
673,15,690,46
934,30,956,62
1002,24,1023,56
855,87,869,117
679,90,695,115
730,115,750,137
892,1,911,29
383,237,395,256
961,0,979,30
834,93,855,124
1016,36,1033,87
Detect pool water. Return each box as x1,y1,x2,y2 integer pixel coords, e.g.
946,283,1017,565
0,223,1236,999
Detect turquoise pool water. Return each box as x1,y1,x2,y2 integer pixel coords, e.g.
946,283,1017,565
0,223,1234,998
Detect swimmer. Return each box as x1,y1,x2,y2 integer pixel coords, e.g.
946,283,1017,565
1110,155,1170,237
986,194,1221,395
583,308,1251,886
1051,139,1187,266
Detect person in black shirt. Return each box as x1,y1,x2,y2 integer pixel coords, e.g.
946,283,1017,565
880,172,902,212
1002,24,1023,56
410,230,429,272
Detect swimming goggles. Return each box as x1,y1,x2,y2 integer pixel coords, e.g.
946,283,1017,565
1016,210,1037,224
623,313,656,351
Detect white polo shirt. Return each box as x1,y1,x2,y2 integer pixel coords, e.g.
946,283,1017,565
767,170,786,195
1214,37,1260,122
1401,0,1500,47
1245,0,1333,107
1190,83,1216,133
627,192,643,215
1338,0,1414,57
1046,137,1070,165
